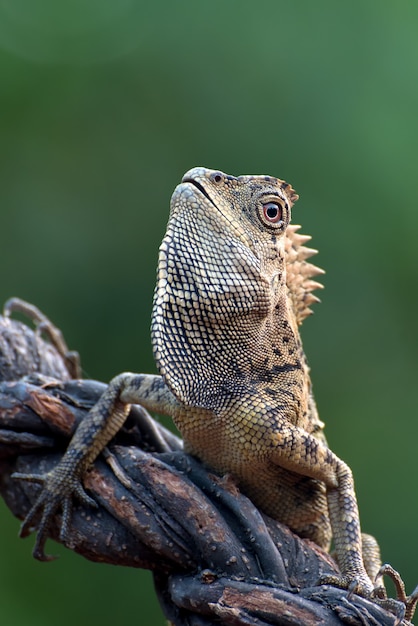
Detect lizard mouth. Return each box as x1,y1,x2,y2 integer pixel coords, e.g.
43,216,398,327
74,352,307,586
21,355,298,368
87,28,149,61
183,178,217,208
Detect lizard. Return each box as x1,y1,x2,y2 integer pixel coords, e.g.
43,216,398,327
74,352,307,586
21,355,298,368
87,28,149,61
13,167,413,612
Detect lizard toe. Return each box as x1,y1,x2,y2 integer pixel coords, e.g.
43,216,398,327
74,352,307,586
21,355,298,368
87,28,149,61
405,584,418,623
12,471,46,485
73,480,98,509
31,498,62,561
377,564,418,623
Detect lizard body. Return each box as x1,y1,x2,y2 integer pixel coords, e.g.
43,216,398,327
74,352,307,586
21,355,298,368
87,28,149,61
16,167,377,596
153,169,331,547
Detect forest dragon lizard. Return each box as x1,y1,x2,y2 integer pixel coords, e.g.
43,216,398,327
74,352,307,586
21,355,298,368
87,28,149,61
14,167,415,614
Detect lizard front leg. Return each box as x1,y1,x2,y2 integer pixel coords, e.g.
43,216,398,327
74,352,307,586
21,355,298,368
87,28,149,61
14,373,180,560
269,422,374,596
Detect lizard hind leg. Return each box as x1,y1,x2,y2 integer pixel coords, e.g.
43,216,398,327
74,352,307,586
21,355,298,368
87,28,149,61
360,533,383,587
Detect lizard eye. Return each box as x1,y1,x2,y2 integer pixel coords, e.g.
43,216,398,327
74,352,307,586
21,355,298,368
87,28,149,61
260,201,284,228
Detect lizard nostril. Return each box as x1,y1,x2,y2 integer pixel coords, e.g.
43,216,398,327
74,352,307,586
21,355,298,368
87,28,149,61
212,173,222,183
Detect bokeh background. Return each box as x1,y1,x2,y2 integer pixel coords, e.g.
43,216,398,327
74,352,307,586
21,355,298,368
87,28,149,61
0,1,417,624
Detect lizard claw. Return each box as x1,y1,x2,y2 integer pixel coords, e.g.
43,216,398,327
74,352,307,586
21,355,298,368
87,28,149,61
13,466,97,561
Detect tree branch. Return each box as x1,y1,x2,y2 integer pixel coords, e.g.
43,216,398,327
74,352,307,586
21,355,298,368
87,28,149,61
0,308,402,625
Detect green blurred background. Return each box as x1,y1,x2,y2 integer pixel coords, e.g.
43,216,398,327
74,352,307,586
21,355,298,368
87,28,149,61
0,1,417,623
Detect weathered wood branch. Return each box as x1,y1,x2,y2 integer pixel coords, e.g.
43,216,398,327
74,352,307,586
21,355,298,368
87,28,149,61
0,308,403,625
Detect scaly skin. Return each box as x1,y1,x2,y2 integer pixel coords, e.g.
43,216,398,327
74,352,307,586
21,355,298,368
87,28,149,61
15,167,379,597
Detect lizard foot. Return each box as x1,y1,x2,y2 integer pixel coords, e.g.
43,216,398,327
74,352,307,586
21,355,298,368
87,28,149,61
3,297,81,378
375,564,418,623
318,572,374,598
13,466,97,561
319,571,414,624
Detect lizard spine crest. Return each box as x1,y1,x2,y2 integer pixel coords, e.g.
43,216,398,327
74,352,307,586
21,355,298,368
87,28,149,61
285,224,324,325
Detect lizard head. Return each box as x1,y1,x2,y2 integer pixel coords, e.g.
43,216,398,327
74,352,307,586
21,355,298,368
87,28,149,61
166,167,323,326
172,168,322,321
175,167,299,256
153,167,323,409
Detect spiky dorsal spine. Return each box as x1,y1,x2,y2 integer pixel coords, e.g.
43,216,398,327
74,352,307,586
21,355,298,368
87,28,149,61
285,225,324,325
